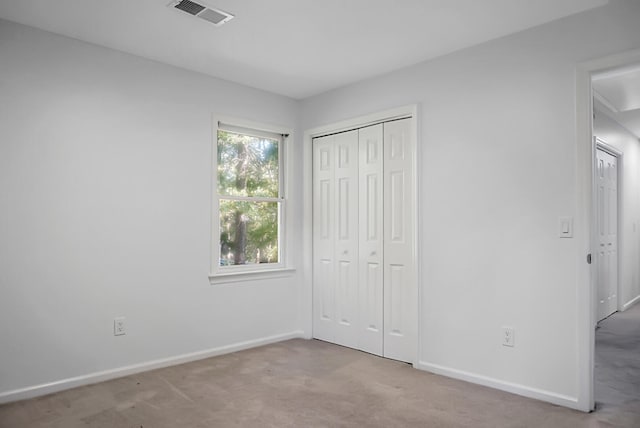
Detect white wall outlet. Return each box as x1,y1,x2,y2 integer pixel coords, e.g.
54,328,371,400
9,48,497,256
114,317,126,336
502,326,515,347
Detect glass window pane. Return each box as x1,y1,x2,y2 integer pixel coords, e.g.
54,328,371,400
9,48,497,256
217,130,279,198
219,199,279,266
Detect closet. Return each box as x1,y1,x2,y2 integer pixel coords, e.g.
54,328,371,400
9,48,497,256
312,118,415,363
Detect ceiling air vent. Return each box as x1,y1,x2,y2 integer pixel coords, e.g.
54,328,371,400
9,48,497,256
169,0,234,26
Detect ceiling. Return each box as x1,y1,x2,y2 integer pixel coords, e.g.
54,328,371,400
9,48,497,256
0,0,608,99
594,64,640,138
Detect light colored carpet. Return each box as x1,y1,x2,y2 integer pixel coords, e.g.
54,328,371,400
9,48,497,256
1,309,638,427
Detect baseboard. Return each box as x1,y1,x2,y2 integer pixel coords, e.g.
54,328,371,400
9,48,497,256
0,330,305,405
622,294,640,311
416,361,580,410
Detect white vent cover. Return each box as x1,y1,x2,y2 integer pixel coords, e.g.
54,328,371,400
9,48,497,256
169,0,234,26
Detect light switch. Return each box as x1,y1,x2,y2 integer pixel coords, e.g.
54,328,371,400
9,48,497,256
559,217,573,238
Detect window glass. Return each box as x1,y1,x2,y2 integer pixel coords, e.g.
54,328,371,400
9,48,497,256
216,127,283,268
219,200,279,265
217,131,279,198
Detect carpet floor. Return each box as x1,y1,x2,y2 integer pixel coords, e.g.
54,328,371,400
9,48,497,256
1,306,639,427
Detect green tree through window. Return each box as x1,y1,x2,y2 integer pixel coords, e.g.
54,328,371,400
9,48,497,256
217,128,282,266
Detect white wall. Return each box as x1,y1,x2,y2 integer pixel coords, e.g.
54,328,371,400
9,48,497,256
594,112,640,309
301,0,640,407
0,19,303,400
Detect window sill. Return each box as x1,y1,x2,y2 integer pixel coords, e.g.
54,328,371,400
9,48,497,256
208,267,296,285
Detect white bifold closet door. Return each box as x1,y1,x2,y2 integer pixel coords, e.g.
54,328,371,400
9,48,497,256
313,129,360,349
312,118,415,363
382,119,416,362
358,124,384,356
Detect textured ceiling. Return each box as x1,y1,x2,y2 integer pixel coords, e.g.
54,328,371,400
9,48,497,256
0,0,608,99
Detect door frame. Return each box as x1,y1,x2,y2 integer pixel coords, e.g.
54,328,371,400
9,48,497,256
594,140,622,321
301,104,420,365
575,48,640,412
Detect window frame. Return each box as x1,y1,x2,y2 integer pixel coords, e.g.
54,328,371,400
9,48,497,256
209,115,295,285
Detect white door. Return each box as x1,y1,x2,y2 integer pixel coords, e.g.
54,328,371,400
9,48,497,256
383,119,416,362
312,118,415,364
312,130,360,349
358,124,384,356
596,147,618,321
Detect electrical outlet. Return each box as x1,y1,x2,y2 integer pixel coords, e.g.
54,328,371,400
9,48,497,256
114,317,126,336
502,326,515,347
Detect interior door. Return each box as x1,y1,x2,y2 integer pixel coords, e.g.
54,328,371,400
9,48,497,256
312,130,360,348
596,147,618,321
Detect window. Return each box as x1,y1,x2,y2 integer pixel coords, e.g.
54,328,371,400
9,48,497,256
210,119,292,283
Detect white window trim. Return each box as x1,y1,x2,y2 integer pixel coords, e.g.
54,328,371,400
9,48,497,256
209,115,295,285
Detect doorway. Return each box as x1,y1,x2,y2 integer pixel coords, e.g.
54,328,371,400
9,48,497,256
591,63,640,416
577,52,640,412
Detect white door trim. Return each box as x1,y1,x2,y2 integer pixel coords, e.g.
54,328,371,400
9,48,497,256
575,48,640,412
596,140,622,159
302,105,420,365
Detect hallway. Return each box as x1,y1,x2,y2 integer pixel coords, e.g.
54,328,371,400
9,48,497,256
595,302,640,426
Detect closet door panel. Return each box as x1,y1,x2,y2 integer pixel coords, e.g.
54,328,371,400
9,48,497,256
358,124,384,356
313,131,359,349
383,119,416,363
313,136,336,342
333,130,360,348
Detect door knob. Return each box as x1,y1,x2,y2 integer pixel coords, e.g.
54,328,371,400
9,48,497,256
370,251,377,256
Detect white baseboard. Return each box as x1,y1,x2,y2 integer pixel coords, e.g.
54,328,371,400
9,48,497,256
0,330,305,405
622,294,640,311
416,361,580,410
